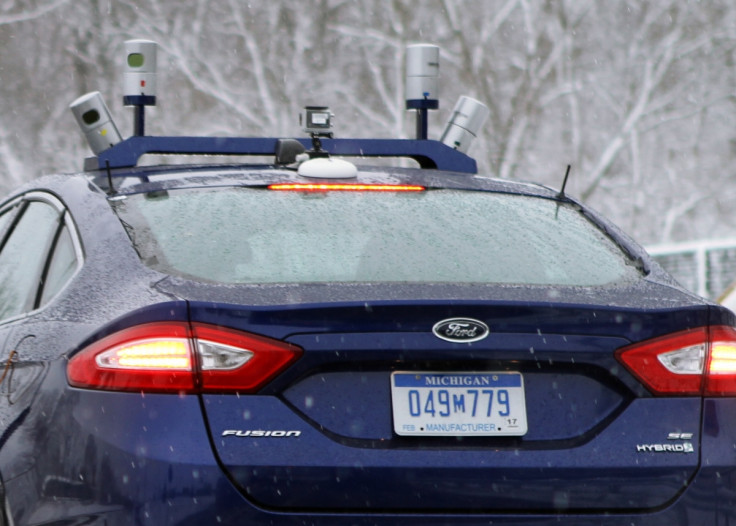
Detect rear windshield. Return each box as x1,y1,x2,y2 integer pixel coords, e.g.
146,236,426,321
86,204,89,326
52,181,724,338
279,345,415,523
111,186,642,286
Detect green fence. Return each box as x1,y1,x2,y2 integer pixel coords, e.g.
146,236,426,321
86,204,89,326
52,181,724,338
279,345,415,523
647,239,736,301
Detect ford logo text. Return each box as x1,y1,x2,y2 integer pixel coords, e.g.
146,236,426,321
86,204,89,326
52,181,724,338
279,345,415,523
432,318,489,343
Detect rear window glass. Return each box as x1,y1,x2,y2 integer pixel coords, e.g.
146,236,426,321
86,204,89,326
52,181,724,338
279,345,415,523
111,187,642,286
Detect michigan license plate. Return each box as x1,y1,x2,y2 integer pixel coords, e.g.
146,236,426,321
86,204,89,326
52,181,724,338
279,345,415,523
391,372,528,436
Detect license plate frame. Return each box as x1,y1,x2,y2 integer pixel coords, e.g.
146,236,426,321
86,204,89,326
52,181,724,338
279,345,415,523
391,371,528,436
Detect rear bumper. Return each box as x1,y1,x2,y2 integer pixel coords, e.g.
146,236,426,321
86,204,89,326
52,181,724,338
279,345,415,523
17,481,731,526
4,361,736,525
11,469,733,526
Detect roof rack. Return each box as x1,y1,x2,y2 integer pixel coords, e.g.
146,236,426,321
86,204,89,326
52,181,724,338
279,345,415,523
89,135,478,174
72,41,488,177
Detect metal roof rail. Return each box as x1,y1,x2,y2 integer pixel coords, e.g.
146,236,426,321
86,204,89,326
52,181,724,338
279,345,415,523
89,135,478,174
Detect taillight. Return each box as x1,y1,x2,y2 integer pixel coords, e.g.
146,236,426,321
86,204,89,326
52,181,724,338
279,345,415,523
67,322,302,393
193,324,302,392
616,326,736,396
704,326,736,395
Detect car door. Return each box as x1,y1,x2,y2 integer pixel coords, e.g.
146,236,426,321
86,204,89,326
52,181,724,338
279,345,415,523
0,192,83,458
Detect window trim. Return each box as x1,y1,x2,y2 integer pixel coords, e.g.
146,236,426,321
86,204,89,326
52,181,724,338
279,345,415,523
0,199,27,254
34,211,76,309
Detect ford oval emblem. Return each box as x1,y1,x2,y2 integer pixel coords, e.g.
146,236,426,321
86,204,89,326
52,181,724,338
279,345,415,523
432,318,489,343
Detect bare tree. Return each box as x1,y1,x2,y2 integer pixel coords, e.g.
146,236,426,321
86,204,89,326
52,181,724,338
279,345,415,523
1,0,736,246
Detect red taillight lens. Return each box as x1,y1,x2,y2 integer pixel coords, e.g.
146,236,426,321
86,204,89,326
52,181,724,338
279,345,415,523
616,326,736,396
704,326,736,396
67,322,195,392
67,322,302,394
193,324,302,392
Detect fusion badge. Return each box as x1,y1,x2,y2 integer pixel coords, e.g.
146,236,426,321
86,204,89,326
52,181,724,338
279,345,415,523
433,318,490,343
222,429,301,438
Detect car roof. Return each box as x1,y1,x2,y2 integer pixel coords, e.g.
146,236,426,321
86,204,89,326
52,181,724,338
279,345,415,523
7,158,652,279
78,162,563,200
0,138,702,314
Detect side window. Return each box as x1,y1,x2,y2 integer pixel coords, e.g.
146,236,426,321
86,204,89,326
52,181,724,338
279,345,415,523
0,200,63,322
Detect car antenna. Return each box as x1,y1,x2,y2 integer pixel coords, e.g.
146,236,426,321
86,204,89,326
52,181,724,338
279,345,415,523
105,160,117,196
554,165,572,220
557,164,571,199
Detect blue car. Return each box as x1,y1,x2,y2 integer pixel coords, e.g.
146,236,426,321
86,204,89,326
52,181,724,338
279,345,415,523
2,46,736,526
0,131,734,526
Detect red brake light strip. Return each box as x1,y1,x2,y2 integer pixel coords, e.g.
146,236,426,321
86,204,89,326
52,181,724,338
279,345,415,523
268,183,425,192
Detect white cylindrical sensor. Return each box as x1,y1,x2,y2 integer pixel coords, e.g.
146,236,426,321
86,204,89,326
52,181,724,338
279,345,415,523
124,39,157,98
440,96,490,153
70,92,123,154
405,44,439,102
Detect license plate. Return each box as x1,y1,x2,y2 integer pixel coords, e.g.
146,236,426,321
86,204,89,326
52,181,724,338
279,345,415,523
391,372,528,436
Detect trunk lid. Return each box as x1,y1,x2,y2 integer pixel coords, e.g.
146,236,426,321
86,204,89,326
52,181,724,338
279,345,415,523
191,289,708,513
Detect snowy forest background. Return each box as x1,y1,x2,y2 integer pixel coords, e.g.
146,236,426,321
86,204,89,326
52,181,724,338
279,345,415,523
0,0,735,247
